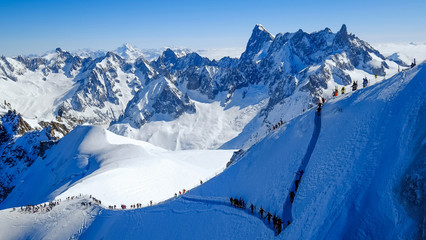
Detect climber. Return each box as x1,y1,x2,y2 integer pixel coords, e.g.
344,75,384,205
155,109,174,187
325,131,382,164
290,191,295,203
266,212,272,224
363,77,368,88
341,86,345,94
352,81,358,91
277,218,283,234
230,197,234,206
322,97,326,104
295,179,300,191
296,169,304,178
317,102,322,115
411,58,416,68
259,206,265,218
200,180,203,184
233,198,239,207
250,203,255,213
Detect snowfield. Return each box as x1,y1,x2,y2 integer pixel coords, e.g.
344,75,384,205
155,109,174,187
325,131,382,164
0,62,424,239
0,126,234,208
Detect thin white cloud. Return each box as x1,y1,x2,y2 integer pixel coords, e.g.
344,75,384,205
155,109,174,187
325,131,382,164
196,47,245,60
373,42,426,64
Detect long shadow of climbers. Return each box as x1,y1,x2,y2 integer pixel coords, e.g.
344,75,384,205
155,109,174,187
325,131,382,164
282,110,322,226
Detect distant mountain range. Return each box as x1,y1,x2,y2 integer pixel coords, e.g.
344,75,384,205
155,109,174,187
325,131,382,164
0,24,411,203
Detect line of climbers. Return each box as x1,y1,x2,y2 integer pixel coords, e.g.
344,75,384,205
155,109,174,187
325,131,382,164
332,77,369,97
14,194,91,214
229,197,290,235
289,170,304,204
15,200,61,214
269,119,285,132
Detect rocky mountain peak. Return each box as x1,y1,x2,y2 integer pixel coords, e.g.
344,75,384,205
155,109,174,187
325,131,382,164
333,24,350,47
240,24,274,63
1,110,32,137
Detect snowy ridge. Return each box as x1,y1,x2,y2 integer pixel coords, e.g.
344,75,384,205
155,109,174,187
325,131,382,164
0,125,234,208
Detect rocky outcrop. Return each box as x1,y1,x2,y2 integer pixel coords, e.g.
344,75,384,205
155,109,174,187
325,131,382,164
0,111,56,203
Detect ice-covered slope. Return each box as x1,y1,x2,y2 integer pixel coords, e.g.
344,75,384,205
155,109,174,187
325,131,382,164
0,126,234,209
1,61,423,240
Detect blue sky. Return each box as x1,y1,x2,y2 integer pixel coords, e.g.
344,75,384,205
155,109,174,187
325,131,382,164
0,0,425,56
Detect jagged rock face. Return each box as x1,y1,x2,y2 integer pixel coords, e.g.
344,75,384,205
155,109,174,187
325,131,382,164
0,110,32,136
0,111,55,203
0,57,25,81
59,52,152,124
240,24,274,64
0,24,398,131
118,77,195,128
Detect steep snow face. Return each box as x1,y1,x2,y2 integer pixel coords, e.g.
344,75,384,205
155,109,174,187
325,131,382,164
0,126,234,209
110,99,266,150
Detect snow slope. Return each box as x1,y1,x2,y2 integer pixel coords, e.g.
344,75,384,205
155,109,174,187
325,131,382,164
0,126,234,208
110,100,265,150
0,61,424,240
0,67,75,121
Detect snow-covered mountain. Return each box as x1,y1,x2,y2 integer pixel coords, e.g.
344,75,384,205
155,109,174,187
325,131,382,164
0,24,417,217
0,60,424,240
110,24,401,150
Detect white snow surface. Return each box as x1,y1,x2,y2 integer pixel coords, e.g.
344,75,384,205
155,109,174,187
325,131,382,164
0,126,234,208
0,65,75,121
110,99,265,150
0,62,424,239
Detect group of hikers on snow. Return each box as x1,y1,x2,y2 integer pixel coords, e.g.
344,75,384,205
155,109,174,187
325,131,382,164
289,170,304,203
269,119,285,132
229,197,289,234
332,77,368,97
15,194,97,214
16,200,61,214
